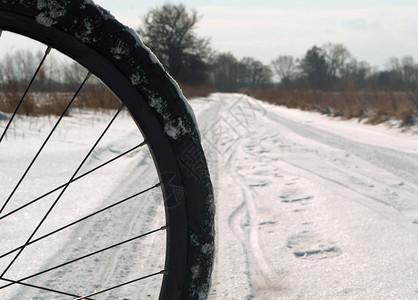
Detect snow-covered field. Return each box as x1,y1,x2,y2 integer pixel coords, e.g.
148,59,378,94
1,93,417,299
0,110,165,299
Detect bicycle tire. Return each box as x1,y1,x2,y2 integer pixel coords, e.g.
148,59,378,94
0,1,215,299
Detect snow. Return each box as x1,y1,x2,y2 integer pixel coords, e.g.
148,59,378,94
110,40,129,60
120,27,164,70
194,93,418,299
1,94,417,299
129,69,147,86
0,110,164,299
120,22,199,140
35,0,67,27
74,18,95,44
169,76,202,141
146,88,192,140
0,112,8,121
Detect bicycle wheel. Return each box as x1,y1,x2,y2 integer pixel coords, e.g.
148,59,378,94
0,0,214,299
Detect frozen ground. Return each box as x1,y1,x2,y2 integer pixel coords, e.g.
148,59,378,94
197,94,418,300
0,110,165,299
1,93,417,299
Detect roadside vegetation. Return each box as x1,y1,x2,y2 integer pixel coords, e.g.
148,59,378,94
247,89,418,127
1,3,417,127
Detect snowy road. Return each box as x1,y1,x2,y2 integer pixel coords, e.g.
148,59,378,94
193,94,418,299
1,93,417,299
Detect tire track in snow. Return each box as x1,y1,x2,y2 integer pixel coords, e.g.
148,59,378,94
265,111,418,186
9,126,164,299
261,108,418,225
89,152,165,299
279,157,418,233
225,141,283,298
197,95,283,298
196,95,418,299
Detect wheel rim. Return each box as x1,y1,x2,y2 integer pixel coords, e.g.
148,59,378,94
0,11,190,299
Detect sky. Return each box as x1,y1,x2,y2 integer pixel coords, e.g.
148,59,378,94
1,1,418,70
92,0,418,69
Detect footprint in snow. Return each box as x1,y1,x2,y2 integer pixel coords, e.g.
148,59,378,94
287,232,342,260
249,181,269,188
259,221,276,226
0,113,9,121
281,196,314,204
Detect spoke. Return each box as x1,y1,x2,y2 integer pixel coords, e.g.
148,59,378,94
0,278,93,299
0,182,161,260
0,102,123,278
0,226,167,291
0,71,91,215
76,270,166,299
0,142,147,221
0,46,51,144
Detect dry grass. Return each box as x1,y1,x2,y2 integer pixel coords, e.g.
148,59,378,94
179,83,214,99
0,81,212,117
76,85,120,111
3,80,416,129
0,85,121,117
246,88,418,127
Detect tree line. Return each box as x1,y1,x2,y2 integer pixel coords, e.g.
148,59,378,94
0,51,119,115
1,4,417,95
139,4,418,93
272,44,418,92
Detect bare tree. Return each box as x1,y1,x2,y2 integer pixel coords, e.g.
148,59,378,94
401,56,417,90
387,56,401,73
212,52,238,92
271,55,297,84
384,56,418,90
238,57,273,89
137,4,211,83
63,61,88,89
322,42,351,80
0,50,37,87
340,59,371,90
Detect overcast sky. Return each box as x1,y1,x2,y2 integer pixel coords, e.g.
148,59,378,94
91,0,418,69
2,1,417,70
